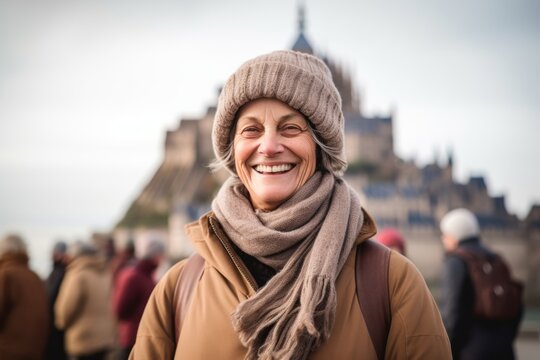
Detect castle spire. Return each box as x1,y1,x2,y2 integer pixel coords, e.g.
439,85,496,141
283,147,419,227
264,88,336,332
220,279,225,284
298,2,305,33
291,2,314,54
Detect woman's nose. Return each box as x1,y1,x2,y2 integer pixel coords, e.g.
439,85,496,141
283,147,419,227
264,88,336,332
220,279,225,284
258,130,284,156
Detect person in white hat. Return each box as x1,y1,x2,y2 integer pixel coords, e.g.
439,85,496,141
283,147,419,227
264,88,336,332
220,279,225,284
440,208,521,359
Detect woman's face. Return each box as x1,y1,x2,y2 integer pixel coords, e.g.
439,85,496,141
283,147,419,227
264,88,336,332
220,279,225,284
234,98,317,211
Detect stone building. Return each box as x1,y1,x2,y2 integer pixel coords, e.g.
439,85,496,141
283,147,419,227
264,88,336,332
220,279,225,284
114,7,539,303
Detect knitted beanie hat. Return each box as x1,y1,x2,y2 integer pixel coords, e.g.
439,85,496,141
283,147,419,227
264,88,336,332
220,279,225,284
440,208,481,242
212,49,346,175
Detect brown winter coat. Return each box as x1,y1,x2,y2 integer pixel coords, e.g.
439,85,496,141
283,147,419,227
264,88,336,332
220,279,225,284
131,212,451,359
0,253,49,360
55,255,116,356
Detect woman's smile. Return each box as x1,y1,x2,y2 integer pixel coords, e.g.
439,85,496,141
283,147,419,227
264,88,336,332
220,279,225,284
253,163,295,174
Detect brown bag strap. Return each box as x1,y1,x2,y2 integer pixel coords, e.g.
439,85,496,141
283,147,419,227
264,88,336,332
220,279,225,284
356,239,391,360
173,253,205,340
451,247,478,261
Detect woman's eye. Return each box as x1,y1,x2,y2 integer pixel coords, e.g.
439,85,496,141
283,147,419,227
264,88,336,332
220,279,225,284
281,125,304,136
240,127,262,138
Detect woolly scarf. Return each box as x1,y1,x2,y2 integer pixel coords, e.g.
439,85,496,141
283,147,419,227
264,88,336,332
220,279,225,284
212,171,364,360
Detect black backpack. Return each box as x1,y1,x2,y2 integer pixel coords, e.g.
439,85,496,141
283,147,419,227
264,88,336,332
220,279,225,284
453,248,523,321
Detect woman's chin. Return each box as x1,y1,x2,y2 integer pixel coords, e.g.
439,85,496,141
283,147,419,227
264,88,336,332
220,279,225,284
250,189,295,211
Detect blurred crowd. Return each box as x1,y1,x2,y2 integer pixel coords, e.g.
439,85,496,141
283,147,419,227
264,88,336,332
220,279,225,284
0,228,405,360
0,233,165,360
0,207,523,359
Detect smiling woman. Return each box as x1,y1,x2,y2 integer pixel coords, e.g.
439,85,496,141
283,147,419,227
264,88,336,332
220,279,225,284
233,99,317,211
130,50,452,360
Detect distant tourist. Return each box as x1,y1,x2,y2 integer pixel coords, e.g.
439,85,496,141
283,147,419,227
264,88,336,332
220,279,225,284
440,208,523,359
113,238,165,360
0,234,49,360
55,241,115,360
44,240,69,360
376,227,406,256
110,239,136,285
130,50,451,359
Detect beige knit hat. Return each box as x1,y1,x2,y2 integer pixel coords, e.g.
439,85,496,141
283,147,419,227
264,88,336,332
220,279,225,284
212,50,346,175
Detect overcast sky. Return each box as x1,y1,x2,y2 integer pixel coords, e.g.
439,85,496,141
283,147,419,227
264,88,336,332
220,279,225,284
1,0,539,273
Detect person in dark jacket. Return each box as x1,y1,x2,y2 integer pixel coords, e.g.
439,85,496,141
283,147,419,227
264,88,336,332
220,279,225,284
0,234,50,360
440,208,521,360
45,240,69,360
113,238,165,360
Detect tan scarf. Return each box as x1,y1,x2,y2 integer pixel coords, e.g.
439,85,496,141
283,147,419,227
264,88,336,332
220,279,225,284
212,171,364,360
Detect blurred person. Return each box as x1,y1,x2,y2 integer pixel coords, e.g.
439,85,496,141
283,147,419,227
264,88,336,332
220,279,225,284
130,50,450,359
55,241,115,360
0,234,49,360
45,240,69,360
113,238,165,360
105,236,116,263
110,239,136,286
376,227,406,256
440,208,523,360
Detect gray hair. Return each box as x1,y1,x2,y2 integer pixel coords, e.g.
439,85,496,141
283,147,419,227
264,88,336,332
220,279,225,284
0,234,27,258
209,117,347,177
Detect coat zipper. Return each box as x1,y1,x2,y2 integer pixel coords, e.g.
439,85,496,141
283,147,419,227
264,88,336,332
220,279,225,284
208,216,258,293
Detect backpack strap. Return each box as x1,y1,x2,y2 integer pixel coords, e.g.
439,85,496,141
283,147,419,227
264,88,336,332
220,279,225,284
356,239,391,360
173,253,205,340
451,246,478,260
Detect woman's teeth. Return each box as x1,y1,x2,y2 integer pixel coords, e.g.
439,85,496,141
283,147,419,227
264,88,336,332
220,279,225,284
254,164,293,173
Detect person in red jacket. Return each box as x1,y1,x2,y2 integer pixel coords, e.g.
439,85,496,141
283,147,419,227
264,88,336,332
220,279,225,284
113,238,165,360
110,239,136,286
